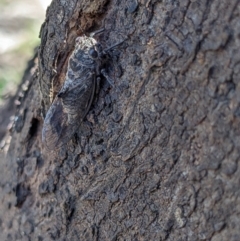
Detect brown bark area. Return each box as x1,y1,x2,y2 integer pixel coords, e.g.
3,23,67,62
1,0,240,240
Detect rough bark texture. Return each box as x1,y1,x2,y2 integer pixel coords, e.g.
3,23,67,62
1,0,240,240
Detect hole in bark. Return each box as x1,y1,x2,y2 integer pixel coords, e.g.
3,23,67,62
29,118,39,137
15,183,30,208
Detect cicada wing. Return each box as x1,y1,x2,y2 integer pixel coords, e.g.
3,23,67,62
42,75,96,150
42,97,68,150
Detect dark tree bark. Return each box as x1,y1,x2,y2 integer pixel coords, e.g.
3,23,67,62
1,0,240,240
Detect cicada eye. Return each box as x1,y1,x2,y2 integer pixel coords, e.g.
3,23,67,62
75,37,81,44
88,47,98,59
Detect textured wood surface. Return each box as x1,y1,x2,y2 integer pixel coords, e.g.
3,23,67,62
1,0,240,240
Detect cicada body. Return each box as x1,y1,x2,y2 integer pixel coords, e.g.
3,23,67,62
42,36,104,150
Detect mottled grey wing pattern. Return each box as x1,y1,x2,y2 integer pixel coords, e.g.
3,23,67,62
42,73,96,150
42,35,100,150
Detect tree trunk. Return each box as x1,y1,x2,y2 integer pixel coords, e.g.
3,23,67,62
1,0,240,240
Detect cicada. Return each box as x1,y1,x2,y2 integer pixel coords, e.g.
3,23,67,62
42,35,115,150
